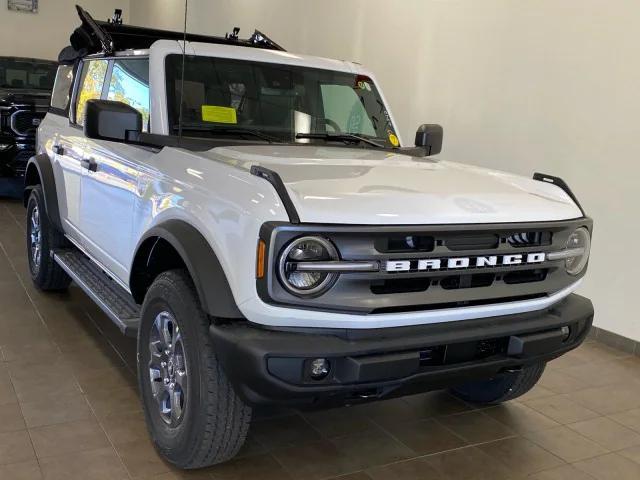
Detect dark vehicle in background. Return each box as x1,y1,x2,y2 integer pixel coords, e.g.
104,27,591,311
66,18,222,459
0,56,56,197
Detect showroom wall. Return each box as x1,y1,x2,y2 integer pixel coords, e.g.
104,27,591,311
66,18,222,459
130,0,637,341
0,0,129,60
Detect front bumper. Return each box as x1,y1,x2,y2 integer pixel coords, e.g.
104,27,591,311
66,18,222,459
0,135,34,177
210,293,593,407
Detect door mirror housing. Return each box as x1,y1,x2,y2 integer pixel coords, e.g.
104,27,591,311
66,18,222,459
415,124,443,156
84,100,142,142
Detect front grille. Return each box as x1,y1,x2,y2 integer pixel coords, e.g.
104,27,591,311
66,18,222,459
10,110,45,137
261,218,591,314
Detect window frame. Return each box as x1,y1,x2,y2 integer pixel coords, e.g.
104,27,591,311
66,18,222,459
70,54,150,128
70,57,110,126
105,57,151,132
49,64,76,117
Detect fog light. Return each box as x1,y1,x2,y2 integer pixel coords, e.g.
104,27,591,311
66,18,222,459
309,358,330,380
561,326,571,342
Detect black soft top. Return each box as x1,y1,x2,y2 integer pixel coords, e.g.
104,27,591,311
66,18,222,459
59,5,285,64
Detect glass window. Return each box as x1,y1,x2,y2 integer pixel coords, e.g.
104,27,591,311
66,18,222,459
107,59,150,131
50,65,74,111
0,57,56,90
164,55,400,147
75,59,108,126
320,84,376,136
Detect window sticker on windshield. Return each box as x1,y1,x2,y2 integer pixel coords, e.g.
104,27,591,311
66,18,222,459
202,105,237,124
356,80,372,91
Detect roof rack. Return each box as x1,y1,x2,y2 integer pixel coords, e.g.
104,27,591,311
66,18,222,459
59,5,285,63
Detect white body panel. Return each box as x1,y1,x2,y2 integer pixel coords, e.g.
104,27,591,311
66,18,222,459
37,40,584,329
203,145,583,224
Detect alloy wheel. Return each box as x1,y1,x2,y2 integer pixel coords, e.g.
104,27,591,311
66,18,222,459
29,206,42,273
148,311,188,426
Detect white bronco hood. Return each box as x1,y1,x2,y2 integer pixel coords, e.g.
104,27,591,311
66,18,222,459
205,145,583,225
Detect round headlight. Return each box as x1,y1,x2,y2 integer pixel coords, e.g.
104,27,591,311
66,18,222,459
278,236,339,296
565,227,591,275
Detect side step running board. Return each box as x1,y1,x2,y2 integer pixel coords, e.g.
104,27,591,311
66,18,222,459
53,250,140,337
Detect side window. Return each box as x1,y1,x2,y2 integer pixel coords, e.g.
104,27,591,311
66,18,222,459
107,58,150,131
75,59,108,126
320,84,376,136
50,65,74,111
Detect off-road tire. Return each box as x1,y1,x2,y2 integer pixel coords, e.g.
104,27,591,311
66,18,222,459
137,269,251,469
26,185,71,291
450,362,546,405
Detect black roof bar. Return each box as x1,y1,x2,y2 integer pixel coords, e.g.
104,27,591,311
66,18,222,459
59,5,286,63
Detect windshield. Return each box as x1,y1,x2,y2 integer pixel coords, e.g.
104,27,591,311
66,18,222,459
165,54,400,147
0,58,56,90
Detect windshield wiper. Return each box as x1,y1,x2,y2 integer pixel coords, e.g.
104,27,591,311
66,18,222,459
296,132,385,148
172,125,281,143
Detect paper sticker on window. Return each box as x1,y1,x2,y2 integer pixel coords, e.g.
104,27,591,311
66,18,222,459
356,81,372,91
202,105,237,124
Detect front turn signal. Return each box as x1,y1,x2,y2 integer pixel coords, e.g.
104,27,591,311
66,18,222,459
256,239,266,279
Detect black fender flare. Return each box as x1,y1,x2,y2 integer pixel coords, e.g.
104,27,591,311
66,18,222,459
133,220,243,319
24,153,63,231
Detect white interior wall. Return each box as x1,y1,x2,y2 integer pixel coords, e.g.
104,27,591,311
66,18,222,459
0,1,129,60
131,0,638,341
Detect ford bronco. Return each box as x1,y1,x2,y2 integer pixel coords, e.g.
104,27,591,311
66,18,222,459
23,7,594,469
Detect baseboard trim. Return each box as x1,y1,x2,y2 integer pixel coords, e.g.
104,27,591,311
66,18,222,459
589,325,640,356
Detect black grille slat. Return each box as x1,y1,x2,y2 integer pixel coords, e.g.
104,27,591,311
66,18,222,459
371,278,430,295
504,269,548,285
507,231,552,247
444,233,500,251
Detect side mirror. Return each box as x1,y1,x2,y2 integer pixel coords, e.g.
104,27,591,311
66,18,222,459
415,124,443,156
84,99,142,142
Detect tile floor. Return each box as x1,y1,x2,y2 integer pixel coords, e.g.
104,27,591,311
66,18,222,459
1,198,640,479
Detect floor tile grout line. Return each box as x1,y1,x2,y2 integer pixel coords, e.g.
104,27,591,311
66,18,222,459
563,417,640,453
607,412,640,435
81,309,137,377
0,241,64,352
315,434,522,480
83,395,136,480
532,461,600,480
264,412,339,480
0,239,73,478
6,202,25,231
0,232,111,478
523,423,615,464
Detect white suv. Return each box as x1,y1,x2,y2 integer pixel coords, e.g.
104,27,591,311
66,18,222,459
23,7,594,469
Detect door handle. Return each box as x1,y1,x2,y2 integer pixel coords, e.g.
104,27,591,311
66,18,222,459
53,145,64,155
81,158,98,172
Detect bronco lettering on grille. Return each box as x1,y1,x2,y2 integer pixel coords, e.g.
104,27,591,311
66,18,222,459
386,252,546,272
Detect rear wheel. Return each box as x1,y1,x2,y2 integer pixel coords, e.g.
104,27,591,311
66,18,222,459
137,270,251,469
450,362,546,405
26,185,70,291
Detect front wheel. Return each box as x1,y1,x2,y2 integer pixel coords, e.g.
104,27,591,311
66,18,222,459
450,362,546,405
137,270,251,469
26,185,71,291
